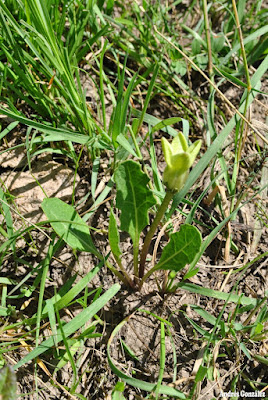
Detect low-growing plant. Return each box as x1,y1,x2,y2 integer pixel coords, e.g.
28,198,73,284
42,131,202,291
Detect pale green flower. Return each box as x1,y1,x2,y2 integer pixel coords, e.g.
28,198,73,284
161,133,201,192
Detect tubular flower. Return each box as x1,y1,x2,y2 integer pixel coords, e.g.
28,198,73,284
161,133,201,192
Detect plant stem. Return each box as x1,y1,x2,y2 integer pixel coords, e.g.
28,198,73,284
139,190,174,279
106,259,134,288
139,264,159,287
118,257,136,289
133,243,139,277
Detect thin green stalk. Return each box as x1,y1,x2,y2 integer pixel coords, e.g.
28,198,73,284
55,305,77,387
99,40,108,131
230,0,252,216
140,263,159,287
133,242,139,278
128,124,143,159
202,0,213,79
232,0,251,90
231,0,252,187
203,0,216,150
136,63,159,136
155,321,166,399
139,190,174,279
114,257,136,289
35,234,56,347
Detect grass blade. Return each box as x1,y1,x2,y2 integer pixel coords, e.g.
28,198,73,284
155,321,166,399
13,283,121,370
178,282,257,306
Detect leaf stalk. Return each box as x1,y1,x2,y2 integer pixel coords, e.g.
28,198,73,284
139,190,174,279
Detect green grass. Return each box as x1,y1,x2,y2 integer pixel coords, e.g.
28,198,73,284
0,0,267,398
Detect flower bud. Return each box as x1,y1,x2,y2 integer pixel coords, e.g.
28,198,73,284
161,133,201,192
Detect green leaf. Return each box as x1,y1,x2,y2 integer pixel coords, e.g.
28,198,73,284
41,198,101,258
211,35,225,53
0,187,14,251
112,381,126,400
253,354,268,366
112,390,126,400
253,323,264,335
215,67,248,88
56,339,84,371
114,160,156,246
109,209,122,260
0,108,90,144
239,342,251,360
0,365,17,400
178,282,258,306
116,133,140,158
111,56,127,147
0,306,13,317
151,117,182,134
121,339,140,362
0,278,16,285
195,365,208,382
156,225,201,271
131,108,187,137
155,322,166,398
0,121,19,141
189,305,217,326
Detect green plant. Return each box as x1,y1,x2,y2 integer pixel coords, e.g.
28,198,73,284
42,131,202,291
111,381,126,400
